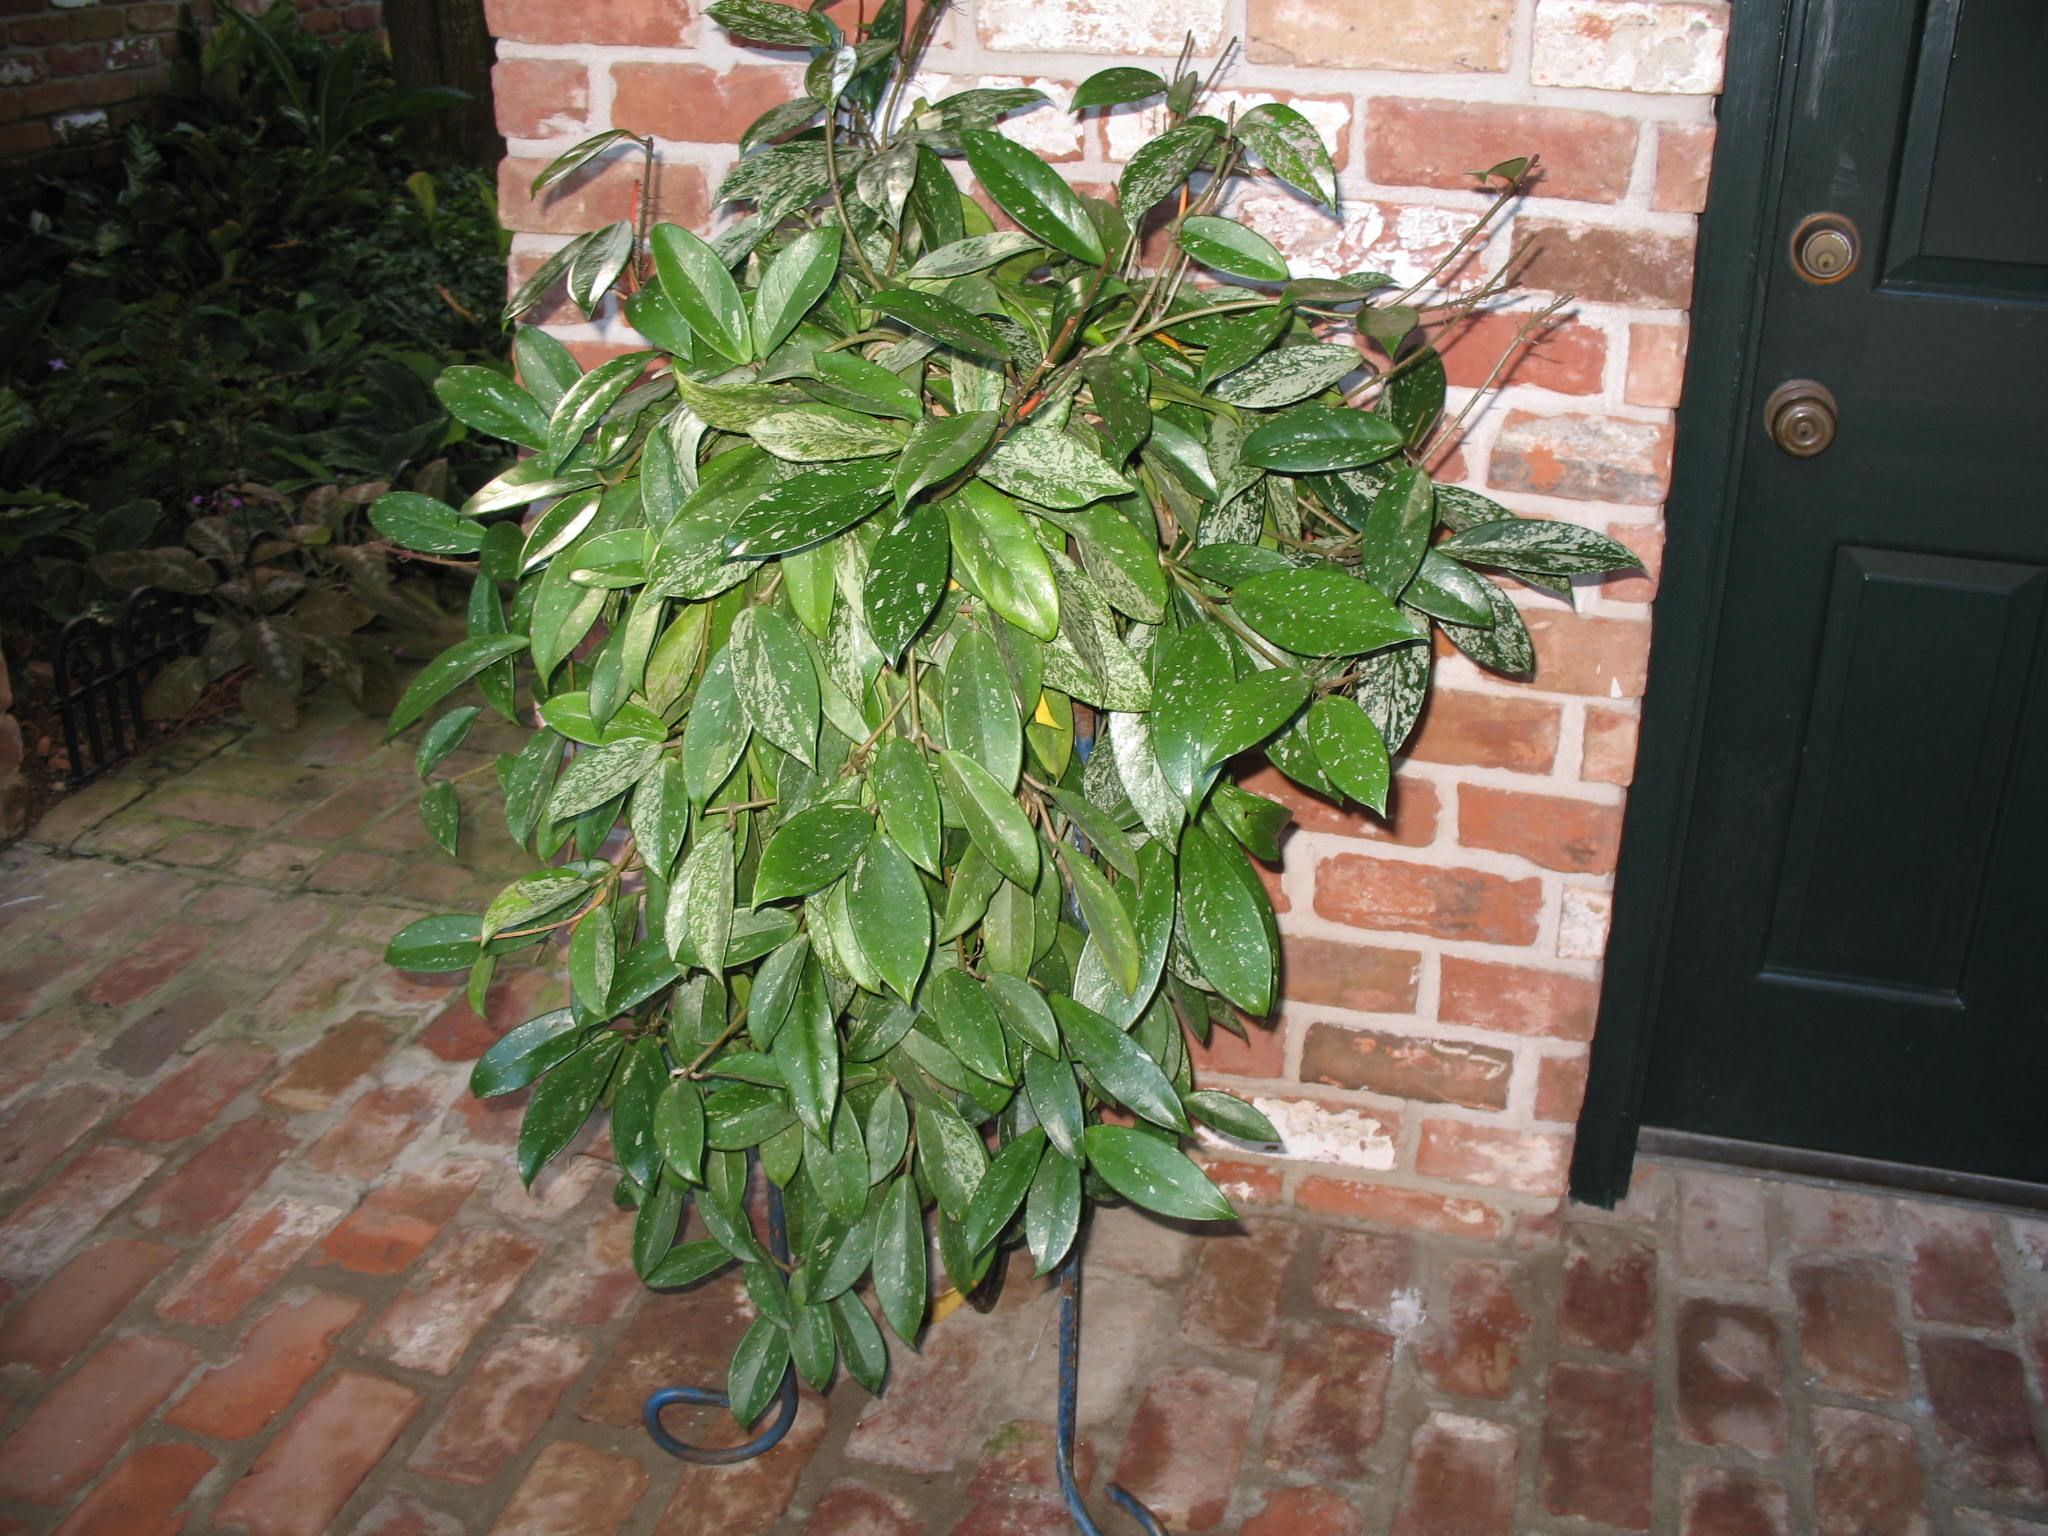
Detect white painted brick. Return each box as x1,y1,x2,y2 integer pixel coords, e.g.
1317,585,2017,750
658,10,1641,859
977,0,1228,59
1531,0,1729,95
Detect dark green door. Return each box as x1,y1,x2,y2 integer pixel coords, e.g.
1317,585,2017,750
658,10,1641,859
1633,0,2048,1180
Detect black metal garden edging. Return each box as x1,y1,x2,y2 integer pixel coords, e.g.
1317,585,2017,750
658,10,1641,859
50,585,204,789
641,1186,1172,1534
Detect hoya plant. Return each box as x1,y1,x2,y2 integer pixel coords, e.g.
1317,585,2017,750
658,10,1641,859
379,0,1635,1427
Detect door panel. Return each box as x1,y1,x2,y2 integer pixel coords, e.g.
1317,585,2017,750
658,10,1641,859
1635,0,2048,1181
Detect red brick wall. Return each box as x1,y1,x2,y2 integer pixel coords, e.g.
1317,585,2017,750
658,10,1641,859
1,0,383,176
492,0,1726,1237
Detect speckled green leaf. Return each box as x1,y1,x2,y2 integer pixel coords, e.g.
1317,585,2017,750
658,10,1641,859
1083,1124,1234,1220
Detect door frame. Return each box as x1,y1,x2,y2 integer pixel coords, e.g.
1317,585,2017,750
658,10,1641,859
1567,0,1799,1207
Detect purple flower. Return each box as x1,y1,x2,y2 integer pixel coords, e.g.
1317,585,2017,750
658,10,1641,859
48,358,68,371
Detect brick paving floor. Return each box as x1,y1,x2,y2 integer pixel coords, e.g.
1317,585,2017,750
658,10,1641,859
1,697,2046,1535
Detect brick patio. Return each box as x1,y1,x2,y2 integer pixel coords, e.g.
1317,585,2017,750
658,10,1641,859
1,698,2045,1535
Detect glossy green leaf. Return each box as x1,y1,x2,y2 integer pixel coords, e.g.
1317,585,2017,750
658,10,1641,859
943,628,1022,791
964,1128,1044,1251
961,129,1105,266
870,736,942,874
1402,549,1494,626
986,972,1060,1058
529,127,636,196
1052,995,1186,1131
1177,215,1288,281
831,1291,889,1393
848,830,931,1002
705,1080,797,1152
653,222,753,364
727,1315,791,1427
1024,1148,1081,1272
414,706,481,780
518,1032,622,1186
729,608,820,766
1230,567,1422,657
749,404,907,464
938,750,1040,887
1022,1048,1083,1160
724,459,892,558
924,968,1010,1084
805,348,921,420
1177,819,1276,1016
891,410,997,513
1355,631,1432,753
774,962,839,1138
612,1036,667,1190
1437,518,1644,575
1306,695,1390,813
865,503,950,661
943,481,1059,641
1438,574,1536,676
980,423,1132,509
1082,1124,1234,1220
873,1174,927,1345
1064,852,1141,997
904,231,1044,279
470,1008,585,1096
1079,346,1151,464
545,351,653,472
707,0,834,46
1210,343,1359,409
1185,1088,1279,1144
647,1238,732,1288
654,1078,707,1184
914,1100,988,1220
754,226,842,357
1070,66,1168,110
868,288,1010,358
482,869,591,942
388,634,529,736
419,781,460,857
1119,121,1220,216
1236,101,1339,209
548,738,661,821
370,492,484,555
1386,344,1446,445
680,650,748,804
434,366,548,451
753,803,873,904
1239,405,1406,473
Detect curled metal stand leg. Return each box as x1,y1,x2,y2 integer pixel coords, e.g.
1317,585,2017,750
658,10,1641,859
1057,1252,1171,1536
642,1174,800,1465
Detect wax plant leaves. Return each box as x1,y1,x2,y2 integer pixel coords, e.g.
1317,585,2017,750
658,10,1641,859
388,0,1626,1432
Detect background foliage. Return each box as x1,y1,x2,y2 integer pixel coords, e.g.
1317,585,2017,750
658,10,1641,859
381,0,1638,1423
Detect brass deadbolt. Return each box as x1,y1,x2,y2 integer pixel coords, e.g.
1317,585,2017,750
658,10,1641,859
1766,379,1838,457
1790,212,1860,283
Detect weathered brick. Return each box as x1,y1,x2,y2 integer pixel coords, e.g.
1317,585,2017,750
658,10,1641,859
99,984,237,1076
1582,705,1640,784
1780,1181,1889,1249
1441,957,1600,1041
1532,0,1728,93
1654,123,1716,212
1489,410,1674,506
1558,1223,1654,1358
523,1206,642,1325
0,1013,92,1106
1315,853,1542,945
0,1080,118,1191
407,1326,593,1485
305,1081,450,1180
258,944,386,1028
978,0,1224,54
1921,1336,2048,1498
1677,1169,1770,1280
1602,519,1663,604
420,966,562,1062
1520,610,1653,698
317,1159,488,1275
1244,1486,1363,1536
1408,690,1561,773
1904,1202,2012,1327
1392,1412,1517,1536
213,1371,423,1536
845,1319,997,1473
1792,1256,1907,1399
1282,936,1424,1014
1682,1468,1791,1536
79,922,214,1007
1116,1365,1258,1529
262,1015,397,1114
0,1237,178,1373
1459,784,1624,873
492,57,589,139
133,1114,296,1234
166,1291,365,1440
0,1144,163,1277
1239,762,1440,847
111,1040,274,1141
613,62,804,145
1420,1261,1530,1399
484,0,689,45
1312,1229,1416,1324
1246,0,1509,71
156,1196,341,1327
1626,322,1689,412
1369,98,1635,204
1812,1407,1930,1536
0,1334,197,1503
1180,1218,1301,1350
1676,1298,1785,1458
1264,1323,1395,1479
1186,1013,1285,1078
1518,219,1697,310
209,895,331,972
499,154,702,237
364,1226,543,1375
0,946,85,1022
46,1441,215,1536
305,850,397,893
655,1392,830,1536
343,1491,469,1536
1540,1361,1653,1529
1297,1175,1504,1239
1195,1154,1285,1206
488,1439,649,1536
801,1481,921,1536
1416,1119,1569,1196
1301,1023,1513,1110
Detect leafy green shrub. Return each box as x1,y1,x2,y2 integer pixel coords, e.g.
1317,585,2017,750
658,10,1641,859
381,0,1637,1425
0,1,511,624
